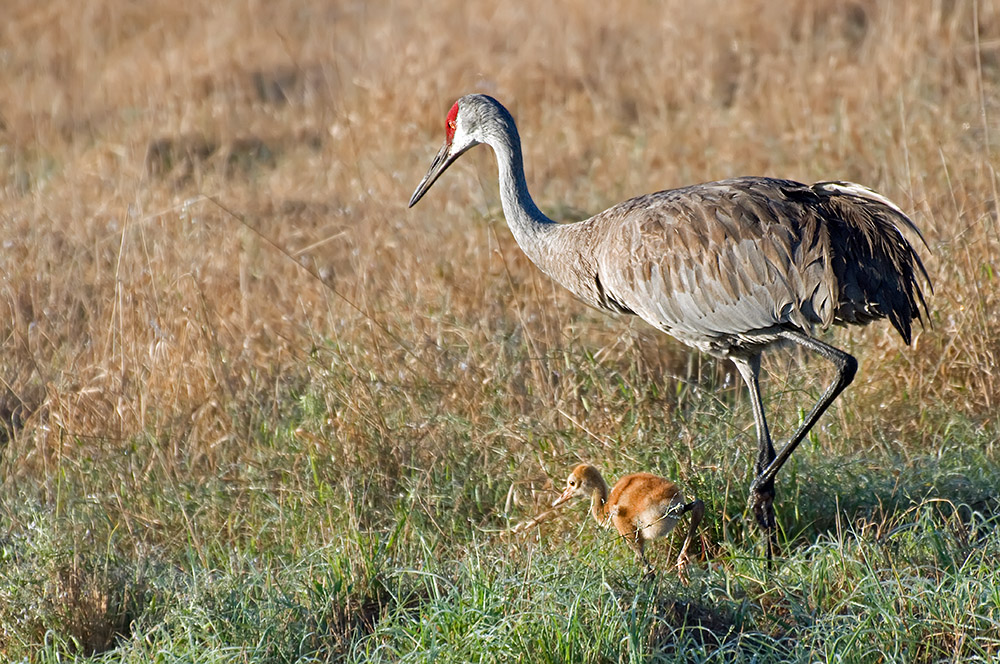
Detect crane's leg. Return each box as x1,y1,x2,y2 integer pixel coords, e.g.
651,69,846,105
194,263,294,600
732,354,779,561
751,329,857,493
676,499,705,579
734,333,857,564
623,532,655,578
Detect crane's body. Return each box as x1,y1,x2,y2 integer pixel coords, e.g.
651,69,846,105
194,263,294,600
409,94,929,561
552,464,705,576
512,176,925,357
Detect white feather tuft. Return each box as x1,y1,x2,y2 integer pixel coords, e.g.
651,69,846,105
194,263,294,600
815,180,907,217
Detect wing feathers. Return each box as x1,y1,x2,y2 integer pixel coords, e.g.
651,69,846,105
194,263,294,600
592,177,929,353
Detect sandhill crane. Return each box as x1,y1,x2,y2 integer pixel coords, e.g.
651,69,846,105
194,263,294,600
552,463,705,576
409,94,930,561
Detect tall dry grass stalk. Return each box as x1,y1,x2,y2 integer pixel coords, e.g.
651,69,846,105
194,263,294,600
0,0,997,476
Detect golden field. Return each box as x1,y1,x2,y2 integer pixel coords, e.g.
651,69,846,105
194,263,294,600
2,0,996,456
2,0,997,450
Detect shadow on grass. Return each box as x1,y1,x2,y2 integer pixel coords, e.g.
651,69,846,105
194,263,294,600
780,435,1000,549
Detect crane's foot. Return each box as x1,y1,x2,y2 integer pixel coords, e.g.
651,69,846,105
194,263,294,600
637,552,656,580
748,477,778,565
675,553,691,585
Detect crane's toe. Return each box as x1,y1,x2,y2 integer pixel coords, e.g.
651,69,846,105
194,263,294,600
748,478,779,561
676,552,692,584
748,478,775,529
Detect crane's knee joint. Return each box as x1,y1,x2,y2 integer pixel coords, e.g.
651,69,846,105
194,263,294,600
749,475,775,499
841,354,858,386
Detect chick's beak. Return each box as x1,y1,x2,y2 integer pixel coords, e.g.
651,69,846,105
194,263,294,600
551,486,575,508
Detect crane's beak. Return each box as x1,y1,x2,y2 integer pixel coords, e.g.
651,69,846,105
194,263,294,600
408,140,460,208
551,486,575,508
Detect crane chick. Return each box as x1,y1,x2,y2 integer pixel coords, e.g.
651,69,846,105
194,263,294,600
552,463,704,577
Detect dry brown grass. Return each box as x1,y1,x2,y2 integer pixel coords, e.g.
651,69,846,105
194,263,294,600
1,0,997,477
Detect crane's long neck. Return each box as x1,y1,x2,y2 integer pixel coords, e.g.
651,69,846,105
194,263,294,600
588,478,610,526
485,123,557,257
480,104,603,312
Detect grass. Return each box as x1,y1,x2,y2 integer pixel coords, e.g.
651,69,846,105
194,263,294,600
2,0,1000,661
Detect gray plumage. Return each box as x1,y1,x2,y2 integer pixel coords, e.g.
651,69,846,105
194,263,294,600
588,178,928,355
409,94,930,562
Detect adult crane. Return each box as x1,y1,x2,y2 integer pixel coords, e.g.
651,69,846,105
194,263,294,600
408,94,930,560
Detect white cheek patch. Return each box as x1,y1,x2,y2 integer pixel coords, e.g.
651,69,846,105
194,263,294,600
452,116,470,147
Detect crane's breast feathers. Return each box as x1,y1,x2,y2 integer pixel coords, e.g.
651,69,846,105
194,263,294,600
591,177,928,352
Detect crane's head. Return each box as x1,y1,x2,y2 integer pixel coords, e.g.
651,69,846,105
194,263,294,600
552,464,603,507
408,94,512,207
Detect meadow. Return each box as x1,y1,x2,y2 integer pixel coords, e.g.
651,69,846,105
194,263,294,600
1,0,999,661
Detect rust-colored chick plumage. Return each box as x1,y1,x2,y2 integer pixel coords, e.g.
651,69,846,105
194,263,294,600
553,464,704,575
